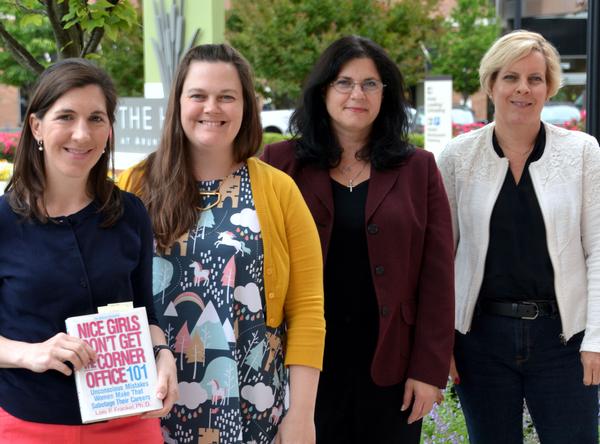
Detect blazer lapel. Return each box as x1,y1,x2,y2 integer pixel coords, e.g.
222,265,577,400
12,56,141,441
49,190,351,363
365,167,401,221
298,164,334,218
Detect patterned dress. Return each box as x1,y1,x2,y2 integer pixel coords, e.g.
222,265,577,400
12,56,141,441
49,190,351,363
153,165,288,444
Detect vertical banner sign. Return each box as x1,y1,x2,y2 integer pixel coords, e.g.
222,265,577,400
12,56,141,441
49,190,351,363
424,76,453,158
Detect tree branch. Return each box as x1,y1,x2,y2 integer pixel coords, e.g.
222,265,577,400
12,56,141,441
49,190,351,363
0,20,44,75
45,0,73,57
13,0,46,15
45,0,81,58
80,0,119,57
81,27,104,57
58,0,83,57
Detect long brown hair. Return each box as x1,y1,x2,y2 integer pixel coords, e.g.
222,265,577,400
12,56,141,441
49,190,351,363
138,44,262,252
7,58,122,226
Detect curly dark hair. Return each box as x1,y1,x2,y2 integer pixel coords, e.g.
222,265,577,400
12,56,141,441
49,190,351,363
291,35,414,170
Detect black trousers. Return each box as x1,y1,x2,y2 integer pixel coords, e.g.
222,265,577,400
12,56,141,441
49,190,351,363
314,372,422,444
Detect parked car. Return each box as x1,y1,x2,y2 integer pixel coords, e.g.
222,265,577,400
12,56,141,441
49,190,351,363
260,109,294,134
541,102,581,127
410,106,481,134
451,106,477,125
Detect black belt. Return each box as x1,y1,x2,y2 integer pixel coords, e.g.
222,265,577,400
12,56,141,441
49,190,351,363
478,300,558,320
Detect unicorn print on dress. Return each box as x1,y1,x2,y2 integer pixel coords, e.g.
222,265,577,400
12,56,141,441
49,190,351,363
157,166,285,444
190,261,210,286
215,231,251,256
209,379,226,405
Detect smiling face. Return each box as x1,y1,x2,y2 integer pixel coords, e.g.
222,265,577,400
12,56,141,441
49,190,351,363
325,57,383,139
179,61,244,159
491,50,548,129
29,84,110,185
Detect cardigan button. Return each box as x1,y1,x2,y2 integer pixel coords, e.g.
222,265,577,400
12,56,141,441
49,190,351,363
79,278,87,288
268,292,275,299
266,268,273,276
269,318,276,324
375,265,385,275
380,305,390,317
367,224,379,234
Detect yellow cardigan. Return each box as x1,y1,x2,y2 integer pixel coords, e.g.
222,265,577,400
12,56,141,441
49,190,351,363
118,157,325,369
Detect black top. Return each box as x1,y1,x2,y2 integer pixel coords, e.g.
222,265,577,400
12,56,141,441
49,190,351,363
0,192,157,425
479,124,556,302
322,179,379,383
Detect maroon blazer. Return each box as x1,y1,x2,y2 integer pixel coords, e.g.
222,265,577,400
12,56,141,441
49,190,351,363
262,140,454,388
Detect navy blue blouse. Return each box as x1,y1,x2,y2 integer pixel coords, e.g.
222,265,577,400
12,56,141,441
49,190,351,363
0,191,157,425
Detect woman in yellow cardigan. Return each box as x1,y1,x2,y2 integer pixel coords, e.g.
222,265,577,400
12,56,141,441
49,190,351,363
118,44,325,444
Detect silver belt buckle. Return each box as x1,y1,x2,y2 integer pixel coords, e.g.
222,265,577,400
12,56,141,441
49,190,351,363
521,301,539,320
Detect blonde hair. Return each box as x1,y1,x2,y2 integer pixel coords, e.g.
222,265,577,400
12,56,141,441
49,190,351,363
479,30,562,98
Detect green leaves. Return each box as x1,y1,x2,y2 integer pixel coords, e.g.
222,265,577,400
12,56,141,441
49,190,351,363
61,0,135,40
431,0,499,102
19,14,44,27
0,0,143,97
227,0,442,108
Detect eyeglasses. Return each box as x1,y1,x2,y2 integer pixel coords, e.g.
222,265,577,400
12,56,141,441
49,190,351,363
330,78,386,94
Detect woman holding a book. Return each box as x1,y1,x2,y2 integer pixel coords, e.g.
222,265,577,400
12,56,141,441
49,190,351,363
118,44,325,444
0,59,177,443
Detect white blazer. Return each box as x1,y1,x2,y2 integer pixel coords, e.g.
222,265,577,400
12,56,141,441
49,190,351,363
438,122,600,352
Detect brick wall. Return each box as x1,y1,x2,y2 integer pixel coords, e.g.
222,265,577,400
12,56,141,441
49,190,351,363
0,85,20,130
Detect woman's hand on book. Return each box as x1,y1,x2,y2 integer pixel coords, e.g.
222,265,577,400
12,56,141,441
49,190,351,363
142,347,178,418
19,333,97,376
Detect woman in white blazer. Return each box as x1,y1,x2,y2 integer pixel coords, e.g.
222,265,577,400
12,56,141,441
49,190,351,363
438,30,600,444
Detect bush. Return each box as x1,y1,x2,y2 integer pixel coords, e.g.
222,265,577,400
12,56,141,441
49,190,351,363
0,132,20,163
409,133,424,148
422,386,468,444
0,160,13,181
422,384,546,444
258,132,290,156
562,111,586,132
262,132,289,147
452,122,486,136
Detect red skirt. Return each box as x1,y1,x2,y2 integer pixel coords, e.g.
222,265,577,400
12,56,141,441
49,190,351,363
0,407,162,444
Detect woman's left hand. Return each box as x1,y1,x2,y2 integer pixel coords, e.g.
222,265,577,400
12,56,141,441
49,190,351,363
581,351,600,385
142,348,179,418
274,408,315,444
402,378,443,424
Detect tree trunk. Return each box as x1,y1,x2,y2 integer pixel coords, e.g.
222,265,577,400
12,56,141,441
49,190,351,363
0,22,44,75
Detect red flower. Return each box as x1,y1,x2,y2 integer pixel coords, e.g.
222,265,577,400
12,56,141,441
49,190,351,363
0,132,20,162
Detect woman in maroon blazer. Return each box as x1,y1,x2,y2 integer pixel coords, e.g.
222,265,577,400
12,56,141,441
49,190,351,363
262,35,454,444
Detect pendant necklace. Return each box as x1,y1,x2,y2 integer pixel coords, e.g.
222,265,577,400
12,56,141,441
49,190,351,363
197,187,221,211
197,167,238,211
338,161,369,192
502,144,534,165
503,145,534,157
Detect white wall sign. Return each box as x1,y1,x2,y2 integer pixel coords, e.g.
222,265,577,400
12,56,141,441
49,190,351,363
114,98,167,171
424,76,453,158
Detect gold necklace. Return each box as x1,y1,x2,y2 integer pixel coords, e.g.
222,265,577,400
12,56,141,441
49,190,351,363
502,144,534,157
197,189,221,211
338,161,368,192
197,169,237,211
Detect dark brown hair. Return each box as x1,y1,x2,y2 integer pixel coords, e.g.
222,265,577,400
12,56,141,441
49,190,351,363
138,44,262,252
291,35,414,169
7,58,122,226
